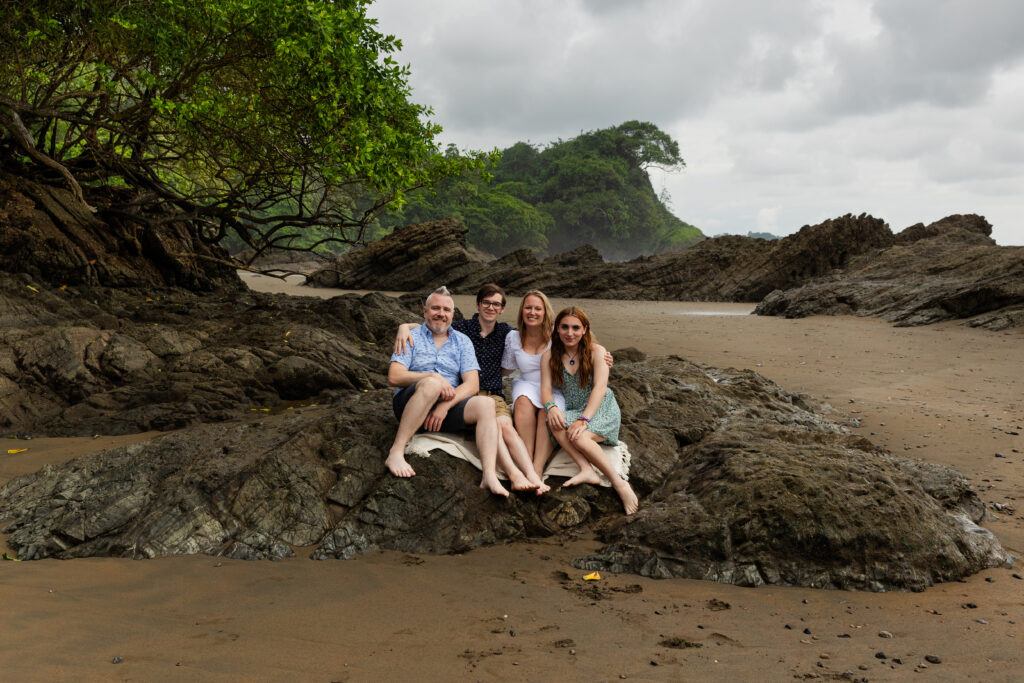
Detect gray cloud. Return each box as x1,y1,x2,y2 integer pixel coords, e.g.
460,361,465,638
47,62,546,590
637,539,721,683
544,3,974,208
370,0,1024,245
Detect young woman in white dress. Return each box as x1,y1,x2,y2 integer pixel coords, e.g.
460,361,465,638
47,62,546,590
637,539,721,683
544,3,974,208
502,291,614,478
501,290,560,477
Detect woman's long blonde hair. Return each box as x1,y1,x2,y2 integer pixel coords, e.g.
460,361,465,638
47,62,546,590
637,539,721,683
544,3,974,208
548,306,596,387
516,290,554,342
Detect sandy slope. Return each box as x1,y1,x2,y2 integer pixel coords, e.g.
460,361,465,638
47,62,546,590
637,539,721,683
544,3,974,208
1,276,1021,681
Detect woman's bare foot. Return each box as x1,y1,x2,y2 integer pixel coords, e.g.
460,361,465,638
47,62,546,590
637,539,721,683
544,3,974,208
534,480,551,495
509,470,540,492
480,475,510,498
385,451,415,477
562,467,601,487
614,480,639,515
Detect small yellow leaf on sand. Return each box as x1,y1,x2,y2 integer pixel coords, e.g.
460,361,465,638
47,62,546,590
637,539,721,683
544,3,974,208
26,285,39,292
285,330,291,336
2,553,21,561
7,448,28,454
583,572,601,581
60,284,68,290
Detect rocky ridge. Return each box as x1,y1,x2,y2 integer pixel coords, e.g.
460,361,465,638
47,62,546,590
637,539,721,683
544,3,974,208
309,213,1023,329
755,215,1024,330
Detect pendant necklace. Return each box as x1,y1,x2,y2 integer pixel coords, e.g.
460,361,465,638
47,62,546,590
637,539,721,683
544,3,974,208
567,350,578,366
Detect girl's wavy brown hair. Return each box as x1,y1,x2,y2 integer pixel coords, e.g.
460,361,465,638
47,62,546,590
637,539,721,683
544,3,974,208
548,306,595,387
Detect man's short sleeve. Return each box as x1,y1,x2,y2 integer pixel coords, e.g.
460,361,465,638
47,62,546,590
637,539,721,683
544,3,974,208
458,332,480,375
389,329,416,368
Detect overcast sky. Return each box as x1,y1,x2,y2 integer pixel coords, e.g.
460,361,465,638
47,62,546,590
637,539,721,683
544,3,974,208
370,0,1024,245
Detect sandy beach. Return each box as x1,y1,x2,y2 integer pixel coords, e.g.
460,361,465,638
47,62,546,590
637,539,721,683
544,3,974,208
2,276,1021,681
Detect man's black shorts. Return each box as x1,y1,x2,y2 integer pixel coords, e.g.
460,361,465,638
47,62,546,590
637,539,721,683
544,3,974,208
392,381,474,433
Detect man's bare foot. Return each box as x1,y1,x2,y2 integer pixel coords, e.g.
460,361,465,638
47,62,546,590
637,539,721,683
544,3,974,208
385,451,416,477
480,475,510,498
614,480,640,515
509,470,540,491
562,468,601,487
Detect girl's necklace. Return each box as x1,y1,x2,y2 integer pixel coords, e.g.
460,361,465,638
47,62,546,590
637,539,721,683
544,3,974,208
567,350,578,366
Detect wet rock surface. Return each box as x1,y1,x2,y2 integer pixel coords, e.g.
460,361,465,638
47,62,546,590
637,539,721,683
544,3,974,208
0,341,1006,590
754,215,1024,330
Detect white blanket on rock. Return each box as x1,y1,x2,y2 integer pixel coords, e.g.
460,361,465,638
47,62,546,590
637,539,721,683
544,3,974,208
405,433,631,487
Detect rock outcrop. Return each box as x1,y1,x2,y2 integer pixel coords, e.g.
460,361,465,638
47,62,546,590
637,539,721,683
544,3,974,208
755,215,1024,330
0,348,1006,591
0,171,238,291
306,218,490,290
306,214,894,301
0,271,417,436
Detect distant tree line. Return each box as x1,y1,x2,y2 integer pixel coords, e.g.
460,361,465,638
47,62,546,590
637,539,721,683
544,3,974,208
380,121,704,260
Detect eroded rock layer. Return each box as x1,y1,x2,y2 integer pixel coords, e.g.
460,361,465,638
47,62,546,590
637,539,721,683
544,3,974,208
755,215,1024,330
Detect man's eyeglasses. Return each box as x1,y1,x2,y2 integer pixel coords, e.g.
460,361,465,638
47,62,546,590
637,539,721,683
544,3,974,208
480,300,505,309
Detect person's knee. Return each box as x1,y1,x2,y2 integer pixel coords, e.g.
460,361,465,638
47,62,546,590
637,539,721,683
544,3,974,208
415,375,444,399
467,396,496,421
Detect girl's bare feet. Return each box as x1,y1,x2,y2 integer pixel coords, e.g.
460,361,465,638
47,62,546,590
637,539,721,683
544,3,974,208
562,467,601,487
614,480,639,515
480,475,510,498
509,470,540,492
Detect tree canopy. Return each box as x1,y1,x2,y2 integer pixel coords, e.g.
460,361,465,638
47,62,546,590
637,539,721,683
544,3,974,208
0,0,483,260
383,121,703,260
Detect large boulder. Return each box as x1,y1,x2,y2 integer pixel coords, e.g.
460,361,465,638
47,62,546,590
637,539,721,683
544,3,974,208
755,215,1024,330
0,354,1006,591
306,217,489,290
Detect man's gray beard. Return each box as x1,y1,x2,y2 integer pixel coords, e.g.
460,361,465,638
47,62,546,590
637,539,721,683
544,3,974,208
425,319,450,335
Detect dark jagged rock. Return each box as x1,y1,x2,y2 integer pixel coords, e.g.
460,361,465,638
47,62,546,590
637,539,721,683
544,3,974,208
0,272,417,436
754,215,1024,330
307,214,893,302
306,218,489,289
0,354,1005,591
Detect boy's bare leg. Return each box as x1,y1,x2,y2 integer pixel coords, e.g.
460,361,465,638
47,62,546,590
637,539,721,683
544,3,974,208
464,396,508,497
386,378,442,477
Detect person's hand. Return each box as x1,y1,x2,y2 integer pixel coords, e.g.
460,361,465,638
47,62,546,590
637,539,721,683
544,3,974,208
604,351,614,368
424,403,451,431
436,374,456,401
568,419,588,442
546,406,565,433
393,326,414,355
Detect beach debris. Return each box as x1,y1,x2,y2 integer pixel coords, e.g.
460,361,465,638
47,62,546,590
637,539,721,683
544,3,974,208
924,655,942,664
878,630,893,638
6,448,28,454
112,656,123,664
583,571,601,581
2,553,21,561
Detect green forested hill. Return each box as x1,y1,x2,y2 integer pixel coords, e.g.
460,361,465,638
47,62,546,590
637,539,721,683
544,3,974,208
382,121,704,260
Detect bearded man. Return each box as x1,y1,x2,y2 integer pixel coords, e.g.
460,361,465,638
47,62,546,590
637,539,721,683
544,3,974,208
386,286,508,496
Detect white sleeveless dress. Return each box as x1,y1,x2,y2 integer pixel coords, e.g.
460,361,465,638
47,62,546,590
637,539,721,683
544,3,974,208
501,330,565,414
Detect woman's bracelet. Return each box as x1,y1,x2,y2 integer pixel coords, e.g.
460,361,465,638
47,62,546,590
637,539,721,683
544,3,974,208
544,401,557,412
576,415,590,423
